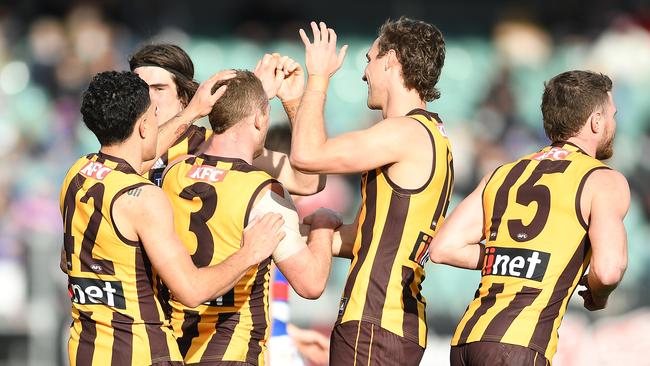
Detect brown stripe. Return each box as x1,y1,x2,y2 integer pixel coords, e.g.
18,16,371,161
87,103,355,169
62,174,86,271
354,321,372,365
177,310,200,358
186,125,209,154
338,170,378,322
245,257,272,364
575,166,611,230
361,191,410,321
79,182,116,275
430,149,452,230
202,312,240,360
401,267,421,342
110,312,134,365
488,160,530,241
243,179,279,227
458,282,505,344
76,310,97,365
439,150,455,224
480,286,542,341
528,235,590,354
96,151,138,174
136,248,172,361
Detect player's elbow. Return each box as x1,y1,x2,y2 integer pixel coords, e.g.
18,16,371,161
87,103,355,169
594,265,626,288
289,153,321,174
294,283,325,300
429,239,453,265
175,292,203,308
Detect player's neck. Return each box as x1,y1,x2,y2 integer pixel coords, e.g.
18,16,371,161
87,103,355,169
99,142,143,174
383,87,426,119
565,136,596,158
203,130,254,164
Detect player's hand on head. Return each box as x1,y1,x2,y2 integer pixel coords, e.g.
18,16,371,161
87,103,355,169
254,53,285,99
299,21,348,78
276,56,305,101
187,69,237,118
303,207,343,230
241,212,285,265
577,274,607,311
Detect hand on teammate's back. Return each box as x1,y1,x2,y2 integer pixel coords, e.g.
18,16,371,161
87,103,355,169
302,208,343,231
240,213,286,265
186,69,237,118
577,274,608,311
299,21,348,78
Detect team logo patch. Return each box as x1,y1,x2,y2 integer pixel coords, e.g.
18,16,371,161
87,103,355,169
187,165,229,183
79,161,113,180
409,231,432,267
531,147,571,161
338,297,348,316
437,124,448,138
68,276,126,309
482,247,550,282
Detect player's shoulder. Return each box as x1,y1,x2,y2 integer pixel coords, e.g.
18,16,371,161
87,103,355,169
587,168,629,193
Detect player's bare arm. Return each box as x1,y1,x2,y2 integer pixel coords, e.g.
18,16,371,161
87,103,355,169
113,184,285,308
141,70,236,173
429,174,489,270
303,208,358,259
251,182,340,299
578,168,630,310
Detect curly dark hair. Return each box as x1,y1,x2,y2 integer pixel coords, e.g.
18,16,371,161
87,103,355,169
542,70,613,142
81,71,150,146
208,70,268,134
129,43,199,106
377,17,445,102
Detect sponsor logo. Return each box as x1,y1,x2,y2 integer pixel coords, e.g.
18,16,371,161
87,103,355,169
338,297,348,316
531,147,571,161
410,231,432,267
79,161,113,180
68,276,126,309
187,165,228,183
482,247,550,282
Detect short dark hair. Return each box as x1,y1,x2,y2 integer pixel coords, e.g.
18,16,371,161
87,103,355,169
377,17,445,102
542,70,613,142
128,43,198,106
80,71,150,146
208,70,268,134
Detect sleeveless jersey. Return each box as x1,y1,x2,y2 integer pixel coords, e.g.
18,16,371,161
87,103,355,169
336,109,454,348
147,125,212,186
451,142,609,361
162,154,276,365
60,152,182,365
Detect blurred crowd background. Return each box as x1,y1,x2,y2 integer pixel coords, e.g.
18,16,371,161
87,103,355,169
1,0,650,365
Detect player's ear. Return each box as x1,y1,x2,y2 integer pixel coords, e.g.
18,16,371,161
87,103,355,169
385,49,399,71
253,110,263,131
589,109,602,134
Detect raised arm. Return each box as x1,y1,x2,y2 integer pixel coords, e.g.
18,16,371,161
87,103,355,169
114,185,284,308
578,169,630,310
429,174,489,270
141,70,236,173
250,182,340,299
252,53,325,194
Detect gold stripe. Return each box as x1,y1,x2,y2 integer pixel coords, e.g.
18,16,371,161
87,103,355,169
353,321,362,366
367,324,374,366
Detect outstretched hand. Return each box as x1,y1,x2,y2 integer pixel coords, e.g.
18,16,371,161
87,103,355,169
299,21,348,78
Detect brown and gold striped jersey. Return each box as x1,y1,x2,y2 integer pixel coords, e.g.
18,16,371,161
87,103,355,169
60,152,182,366
451,142,609,361
161,154,276,366
336,109,454,348
147,124,212,186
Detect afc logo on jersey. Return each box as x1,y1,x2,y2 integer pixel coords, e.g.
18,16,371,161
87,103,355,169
68,276,126,309
531,147,571,161
79,161,113,180
482,247,550,282
187,165,229,183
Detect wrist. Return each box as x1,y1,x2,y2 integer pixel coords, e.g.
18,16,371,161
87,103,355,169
281,96,301,108
234,245,257,268
306,74,330,93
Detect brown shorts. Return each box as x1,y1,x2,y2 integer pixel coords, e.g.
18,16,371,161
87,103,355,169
185,362,253,366
330,320,424,366
450,342,550,366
